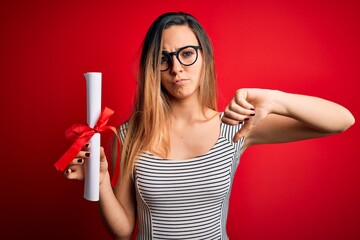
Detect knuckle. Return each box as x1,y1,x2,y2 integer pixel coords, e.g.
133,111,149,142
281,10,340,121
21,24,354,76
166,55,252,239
71,158,79,165
229,102,237,110
234,96,244,106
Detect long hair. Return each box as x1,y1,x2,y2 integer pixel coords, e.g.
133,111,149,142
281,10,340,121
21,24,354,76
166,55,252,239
120,12,217,178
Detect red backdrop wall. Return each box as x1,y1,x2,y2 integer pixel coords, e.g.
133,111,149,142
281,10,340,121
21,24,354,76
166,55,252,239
1,0,359,239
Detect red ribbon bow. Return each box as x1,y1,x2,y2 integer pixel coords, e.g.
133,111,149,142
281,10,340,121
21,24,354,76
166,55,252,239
54,107,120,186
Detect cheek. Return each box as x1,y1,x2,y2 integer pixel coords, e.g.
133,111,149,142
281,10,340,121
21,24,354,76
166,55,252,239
160,75,170,90
192,60,203,81
195,54,204,75
160,73,167,84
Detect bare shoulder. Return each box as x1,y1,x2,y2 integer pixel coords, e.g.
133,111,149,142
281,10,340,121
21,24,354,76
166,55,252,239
204,108,221,121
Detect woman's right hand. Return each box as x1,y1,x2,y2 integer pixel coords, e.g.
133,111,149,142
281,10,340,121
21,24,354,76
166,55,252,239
63,144,110,185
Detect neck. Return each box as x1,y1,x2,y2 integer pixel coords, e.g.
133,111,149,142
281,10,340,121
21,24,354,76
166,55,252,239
170,95,205,121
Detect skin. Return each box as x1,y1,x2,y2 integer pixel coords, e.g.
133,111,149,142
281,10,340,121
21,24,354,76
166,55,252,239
64,25,355,239
222,88,355,154
160,25,221,160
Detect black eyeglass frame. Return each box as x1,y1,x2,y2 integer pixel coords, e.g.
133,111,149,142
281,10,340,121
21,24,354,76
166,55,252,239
160,45,202,72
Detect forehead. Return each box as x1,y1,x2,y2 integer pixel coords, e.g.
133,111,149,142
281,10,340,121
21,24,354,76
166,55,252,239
161,25,199,50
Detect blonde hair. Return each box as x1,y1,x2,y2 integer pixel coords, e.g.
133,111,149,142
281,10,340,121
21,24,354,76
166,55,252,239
120,12,217,178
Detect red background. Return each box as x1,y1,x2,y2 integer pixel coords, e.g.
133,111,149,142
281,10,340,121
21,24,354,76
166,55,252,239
1,0,359,239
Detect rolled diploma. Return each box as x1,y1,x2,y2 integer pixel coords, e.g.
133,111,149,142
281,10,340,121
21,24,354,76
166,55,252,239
84,72,102,201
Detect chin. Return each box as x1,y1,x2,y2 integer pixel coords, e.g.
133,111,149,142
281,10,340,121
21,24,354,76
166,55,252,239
171,89,199,101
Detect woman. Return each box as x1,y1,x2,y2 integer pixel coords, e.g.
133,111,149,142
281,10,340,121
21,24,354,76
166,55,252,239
64,12,355,239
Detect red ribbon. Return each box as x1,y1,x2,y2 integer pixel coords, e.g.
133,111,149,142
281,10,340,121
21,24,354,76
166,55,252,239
54,107,120,186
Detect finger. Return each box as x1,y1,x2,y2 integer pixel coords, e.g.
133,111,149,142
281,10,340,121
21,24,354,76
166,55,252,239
227,101,255,116
100,147,107,162
64,166,84,180
64,168,71,177
233,109,263,142
81,143,90,151
233,123,254,142
76,151,91,159
224,108,250,121
223,105,255,119
69,157,85,165
222,115,246,125
234,91,255,110
100,147,105,158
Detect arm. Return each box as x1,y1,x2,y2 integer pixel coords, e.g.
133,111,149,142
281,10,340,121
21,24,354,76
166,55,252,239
65,147,136,239
222,88,355,151
98,162,136,239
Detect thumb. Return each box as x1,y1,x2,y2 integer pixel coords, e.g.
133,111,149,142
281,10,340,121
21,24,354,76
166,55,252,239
100,147,107,162
233,123,254,142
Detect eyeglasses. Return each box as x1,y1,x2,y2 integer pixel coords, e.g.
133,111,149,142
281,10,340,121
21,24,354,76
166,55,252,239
160,45,202,72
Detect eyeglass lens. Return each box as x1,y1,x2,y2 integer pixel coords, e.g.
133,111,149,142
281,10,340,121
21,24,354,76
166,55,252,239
161,46,199,71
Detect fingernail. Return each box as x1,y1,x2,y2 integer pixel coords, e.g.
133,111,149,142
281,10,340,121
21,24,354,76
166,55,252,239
244,117,250,121
250,107,255,110
85,144,89,148
250,113,255,116
77,158,83,163
65,169,70,174
239,121,244,124
85,153,90,157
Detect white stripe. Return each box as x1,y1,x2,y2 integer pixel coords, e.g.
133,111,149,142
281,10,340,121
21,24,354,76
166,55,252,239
120,120,243,240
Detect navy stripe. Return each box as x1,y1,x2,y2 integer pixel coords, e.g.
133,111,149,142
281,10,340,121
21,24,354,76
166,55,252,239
120,119,243,240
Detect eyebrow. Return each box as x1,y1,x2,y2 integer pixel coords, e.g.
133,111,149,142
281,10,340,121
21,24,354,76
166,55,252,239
162,45,195,53
161,47,180,52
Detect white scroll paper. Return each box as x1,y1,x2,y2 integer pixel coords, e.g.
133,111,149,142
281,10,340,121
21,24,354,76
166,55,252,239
84,72,102,201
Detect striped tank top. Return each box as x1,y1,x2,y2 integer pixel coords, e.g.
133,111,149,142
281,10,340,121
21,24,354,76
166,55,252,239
119,120,243,239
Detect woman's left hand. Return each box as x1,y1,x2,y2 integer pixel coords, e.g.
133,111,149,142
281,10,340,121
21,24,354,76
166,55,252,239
222,88,273,142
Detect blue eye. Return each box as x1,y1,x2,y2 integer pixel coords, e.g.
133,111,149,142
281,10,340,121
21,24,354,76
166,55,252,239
180,48,197,60
183,51,192,57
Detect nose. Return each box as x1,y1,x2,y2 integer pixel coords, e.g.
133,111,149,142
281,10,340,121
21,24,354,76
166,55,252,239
170,55,183,75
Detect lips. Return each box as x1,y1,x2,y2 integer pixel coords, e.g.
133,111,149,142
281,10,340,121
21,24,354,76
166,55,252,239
172,79,189,84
